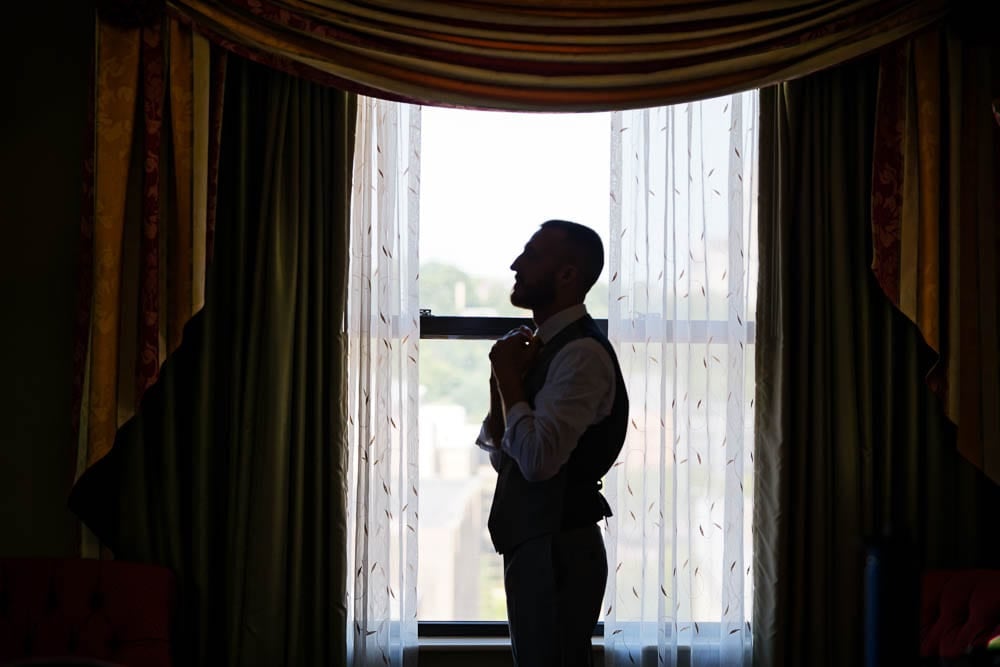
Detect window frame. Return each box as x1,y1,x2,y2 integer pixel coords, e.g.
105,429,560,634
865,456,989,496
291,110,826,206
419,312,604,340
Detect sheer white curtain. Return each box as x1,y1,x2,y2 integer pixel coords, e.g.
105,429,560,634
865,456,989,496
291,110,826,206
604,91,759,667
345,96,421,667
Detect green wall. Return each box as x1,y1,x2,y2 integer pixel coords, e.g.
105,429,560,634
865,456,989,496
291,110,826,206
0,4,93,556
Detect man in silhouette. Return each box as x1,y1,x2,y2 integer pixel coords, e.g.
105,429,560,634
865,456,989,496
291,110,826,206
477,219,629,666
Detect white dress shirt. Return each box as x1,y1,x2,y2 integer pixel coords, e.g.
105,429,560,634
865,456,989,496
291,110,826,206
476,304,616,481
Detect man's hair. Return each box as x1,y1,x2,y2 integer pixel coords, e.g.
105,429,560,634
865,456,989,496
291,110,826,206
540,219,604,293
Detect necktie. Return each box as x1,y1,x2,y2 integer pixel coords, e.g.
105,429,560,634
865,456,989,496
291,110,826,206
529,332,544,364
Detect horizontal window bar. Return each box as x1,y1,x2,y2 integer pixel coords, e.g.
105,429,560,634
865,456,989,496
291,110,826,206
418,621,509,638
419,316,581,339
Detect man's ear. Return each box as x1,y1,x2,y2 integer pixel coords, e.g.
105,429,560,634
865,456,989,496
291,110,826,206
558,264,578,287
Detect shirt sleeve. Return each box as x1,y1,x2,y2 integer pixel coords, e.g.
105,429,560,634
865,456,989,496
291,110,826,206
501,338,616,482
476,418,506,472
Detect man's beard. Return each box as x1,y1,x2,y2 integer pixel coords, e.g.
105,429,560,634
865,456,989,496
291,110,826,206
510,279,555,310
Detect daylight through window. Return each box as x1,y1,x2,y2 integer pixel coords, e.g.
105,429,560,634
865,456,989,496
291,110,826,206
416,94,758,642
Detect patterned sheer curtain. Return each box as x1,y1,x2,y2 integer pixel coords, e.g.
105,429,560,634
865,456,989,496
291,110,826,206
345,96,421,667
605,91,759,667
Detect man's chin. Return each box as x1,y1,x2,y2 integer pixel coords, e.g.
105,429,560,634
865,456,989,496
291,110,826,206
509,290,531,310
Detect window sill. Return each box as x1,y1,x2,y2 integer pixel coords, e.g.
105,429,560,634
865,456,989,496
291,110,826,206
417,635,747,667
418,636,606,665
418,636,510,651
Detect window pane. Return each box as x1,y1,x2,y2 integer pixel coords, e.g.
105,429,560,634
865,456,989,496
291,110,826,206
417,108,617,622
417,339,505,621
415,105,758,626
420,107,610,319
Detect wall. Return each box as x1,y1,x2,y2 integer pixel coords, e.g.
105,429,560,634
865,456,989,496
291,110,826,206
0,3,92,556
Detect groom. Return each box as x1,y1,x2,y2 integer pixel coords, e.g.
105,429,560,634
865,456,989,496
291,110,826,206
476,219,629,666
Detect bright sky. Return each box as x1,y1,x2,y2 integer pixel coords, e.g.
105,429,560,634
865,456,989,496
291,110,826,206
418,107,612,283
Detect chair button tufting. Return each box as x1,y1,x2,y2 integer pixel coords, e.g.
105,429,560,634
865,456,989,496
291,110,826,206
90,590,105,610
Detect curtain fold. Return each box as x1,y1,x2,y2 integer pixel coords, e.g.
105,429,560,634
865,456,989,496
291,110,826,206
162,0,948,112
605,91,758,666
870,20,1000,483
72,14,226,503
753,56,1000,667
344,96,421,667
69,56,358,666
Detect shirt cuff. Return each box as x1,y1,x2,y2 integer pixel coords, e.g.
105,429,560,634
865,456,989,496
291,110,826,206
475,420,498,451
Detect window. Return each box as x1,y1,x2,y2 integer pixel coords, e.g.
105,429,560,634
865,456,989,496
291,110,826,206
414,95,758,651
417,109,612,627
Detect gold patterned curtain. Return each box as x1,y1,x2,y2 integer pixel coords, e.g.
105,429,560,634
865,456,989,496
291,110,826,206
72,8,227,517
162,0,949,111
871,17,1000,483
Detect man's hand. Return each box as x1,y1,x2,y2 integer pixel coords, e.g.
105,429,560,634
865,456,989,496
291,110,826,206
489,325,540,411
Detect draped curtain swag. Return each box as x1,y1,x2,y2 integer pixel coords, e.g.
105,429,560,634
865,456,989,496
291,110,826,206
870,22,1000,483
162,0,948,112
73,11,226,510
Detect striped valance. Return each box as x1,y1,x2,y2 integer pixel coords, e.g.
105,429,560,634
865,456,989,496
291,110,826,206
164,0,950,111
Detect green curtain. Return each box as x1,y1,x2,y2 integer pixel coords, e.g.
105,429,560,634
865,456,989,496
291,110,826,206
752,56,1000,667
69,56,357,666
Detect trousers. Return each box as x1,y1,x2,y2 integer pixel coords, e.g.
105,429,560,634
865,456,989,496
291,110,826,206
503,523,608,667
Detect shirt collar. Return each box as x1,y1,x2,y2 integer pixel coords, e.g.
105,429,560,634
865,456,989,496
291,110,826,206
535,304,588,344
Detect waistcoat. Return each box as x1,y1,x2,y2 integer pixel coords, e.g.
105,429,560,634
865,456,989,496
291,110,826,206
487,315,628,554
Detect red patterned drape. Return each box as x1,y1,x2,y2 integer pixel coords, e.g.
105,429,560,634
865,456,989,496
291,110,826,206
138,23,165,400
205,49,226,264
72,13,228,503
871,22,1000,483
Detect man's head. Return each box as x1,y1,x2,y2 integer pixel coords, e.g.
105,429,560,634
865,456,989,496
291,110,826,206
509,219,604,319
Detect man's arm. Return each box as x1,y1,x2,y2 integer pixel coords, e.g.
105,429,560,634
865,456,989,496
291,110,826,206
477,326,537,472
475,375,507,472
500,339,615,482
